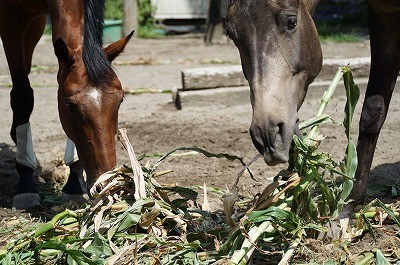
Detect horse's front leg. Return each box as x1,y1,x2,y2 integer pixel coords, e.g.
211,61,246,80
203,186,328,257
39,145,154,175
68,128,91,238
342,3,400,216
61,138,88,204
0,7,46,208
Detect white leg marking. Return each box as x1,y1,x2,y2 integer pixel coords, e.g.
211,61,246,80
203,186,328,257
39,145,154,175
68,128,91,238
64,138,79,166
16,122,38,170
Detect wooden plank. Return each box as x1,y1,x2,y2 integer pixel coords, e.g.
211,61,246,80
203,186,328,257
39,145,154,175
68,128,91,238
173,77,376,110
181,65,246,90
181,57,372,91
172,86,250,110
320,57,371,78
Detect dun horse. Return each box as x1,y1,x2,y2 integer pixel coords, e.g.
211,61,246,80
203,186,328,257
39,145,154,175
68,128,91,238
226,0,400,214
0,0,132,209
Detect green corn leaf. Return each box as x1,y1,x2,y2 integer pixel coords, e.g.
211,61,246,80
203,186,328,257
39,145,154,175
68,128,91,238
1,253,11,265
374,248,390,265
35,241,100,265
299,114,332,130
66,249,101,265
161,241,201,264
106,199,151,239
161,186,198,201
323,260,339,265
150,146,252,179
171,198,191,208
113,233,148,241
339,67,360,205
247,207,300,232
83,232,113,257
374,199,400,226
117,213,141,233
218,227,241,255
342,67,360,140
354,252,374,265
362,214,376,242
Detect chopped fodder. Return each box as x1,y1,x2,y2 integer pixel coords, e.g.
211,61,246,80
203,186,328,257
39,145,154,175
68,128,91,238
1,68,400,264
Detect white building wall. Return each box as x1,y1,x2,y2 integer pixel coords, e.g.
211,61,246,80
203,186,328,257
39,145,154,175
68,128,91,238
151,0,208,20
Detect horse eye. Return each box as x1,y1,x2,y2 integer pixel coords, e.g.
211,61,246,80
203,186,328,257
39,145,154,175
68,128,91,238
65,100,77,113
286,17,297,31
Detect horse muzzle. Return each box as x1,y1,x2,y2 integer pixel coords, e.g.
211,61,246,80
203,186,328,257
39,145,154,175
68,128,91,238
249,118,299,166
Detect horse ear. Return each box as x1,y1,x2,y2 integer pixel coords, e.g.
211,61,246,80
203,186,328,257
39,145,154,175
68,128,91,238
104,31,134,63
54,38,74,67
305,0,325,14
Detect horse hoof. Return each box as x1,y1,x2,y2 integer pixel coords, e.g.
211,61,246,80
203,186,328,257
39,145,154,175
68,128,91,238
12,193,41,210
61,192,90,206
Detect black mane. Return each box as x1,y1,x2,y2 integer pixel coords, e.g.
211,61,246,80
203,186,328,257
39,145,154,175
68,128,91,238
83,0,113,86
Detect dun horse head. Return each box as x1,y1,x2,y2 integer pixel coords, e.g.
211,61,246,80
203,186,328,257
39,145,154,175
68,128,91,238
226,0,323,165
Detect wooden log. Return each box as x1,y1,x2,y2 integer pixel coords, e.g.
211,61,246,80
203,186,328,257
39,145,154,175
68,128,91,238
173,77,374,110
181,65,246,90
320,57,371,79
181,57,372,91
172,86,250,110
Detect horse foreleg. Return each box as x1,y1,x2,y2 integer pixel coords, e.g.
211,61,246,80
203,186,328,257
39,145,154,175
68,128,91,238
0,9,45,208
343,4,400,215
61,138,88,204
13,122,39,201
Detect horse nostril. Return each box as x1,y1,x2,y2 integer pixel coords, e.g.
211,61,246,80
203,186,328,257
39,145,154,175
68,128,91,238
270,122,285,151
294,119,302,139
275,133,283,149
249,125,266,155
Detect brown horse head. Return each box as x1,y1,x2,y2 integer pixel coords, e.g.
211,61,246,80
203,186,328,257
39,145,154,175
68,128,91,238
226,0,323,165
51,0,132,188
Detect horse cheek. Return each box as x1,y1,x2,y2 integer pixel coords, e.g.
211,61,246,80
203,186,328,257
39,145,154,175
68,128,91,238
58,97,73,141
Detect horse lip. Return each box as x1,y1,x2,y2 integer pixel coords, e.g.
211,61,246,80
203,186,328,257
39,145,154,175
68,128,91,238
263,149,289,166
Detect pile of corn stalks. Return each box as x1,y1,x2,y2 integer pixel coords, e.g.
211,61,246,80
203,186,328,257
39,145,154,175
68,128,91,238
1,67,400,265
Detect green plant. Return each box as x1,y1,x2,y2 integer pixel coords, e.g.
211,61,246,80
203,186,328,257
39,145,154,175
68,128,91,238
224,67,359,264
316,12,368,43
315,1,368,42
137,0,153,28
137,0,163,38
104,0,162,38
317,22,364,42
105,0,123,20
3,68,399,265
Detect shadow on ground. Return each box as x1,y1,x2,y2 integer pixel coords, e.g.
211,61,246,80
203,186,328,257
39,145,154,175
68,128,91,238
0,143,17,208
0,142,68,212
367,162,400,204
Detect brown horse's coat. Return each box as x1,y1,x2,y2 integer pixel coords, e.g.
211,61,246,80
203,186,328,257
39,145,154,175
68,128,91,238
0,0,132,208
226,0,400,213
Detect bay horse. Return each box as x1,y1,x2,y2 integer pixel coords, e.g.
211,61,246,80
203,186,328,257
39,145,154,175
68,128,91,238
226,0,400,214
0,0,132,209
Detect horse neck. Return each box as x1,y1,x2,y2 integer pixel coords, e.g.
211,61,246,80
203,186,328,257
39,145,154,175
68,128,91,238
369,0,400,12
48,0,84,51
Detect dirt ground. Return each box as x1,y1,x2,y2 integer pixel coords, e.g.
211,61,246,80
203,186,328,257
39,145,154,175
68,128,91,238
0,34,400,262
